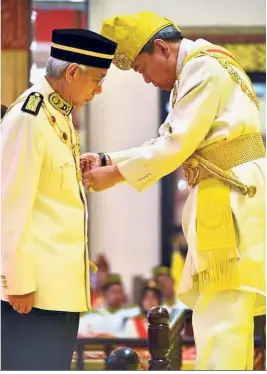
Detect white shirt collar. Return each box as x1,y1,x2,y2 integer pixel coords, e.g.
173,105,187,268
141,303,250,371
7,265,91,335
176,38,213,78
34,76,55,98
176,38,196,77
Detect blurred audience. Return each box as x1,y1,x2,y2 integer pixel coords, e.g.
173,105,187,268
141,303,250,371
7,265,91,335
91,254,110,309
102,273,126,312
78,274,139,337
152,265,188,315
120,280,163,338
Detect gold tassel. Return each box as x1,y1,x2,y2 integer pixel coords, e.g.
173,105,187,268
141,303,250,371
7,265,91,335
197,178,240,292
198,252,240,292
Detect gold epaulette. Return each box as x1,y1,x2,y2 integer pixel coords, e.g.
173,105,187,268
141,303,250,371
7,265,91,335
3,93,43,120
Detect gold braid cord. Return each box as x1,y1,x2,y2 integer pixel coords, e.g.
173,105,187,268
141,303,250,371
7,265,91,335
183,133,265,197
178,48,259,110
42,102,83,183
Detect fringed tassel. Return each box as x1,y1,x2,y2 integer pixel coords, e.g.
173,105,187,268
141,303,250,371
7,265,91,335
198,249,240,292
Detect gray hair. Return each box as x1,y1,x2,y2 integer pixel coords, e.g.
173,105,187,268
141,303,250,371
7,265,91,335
140,25,183,54
45,57,91,78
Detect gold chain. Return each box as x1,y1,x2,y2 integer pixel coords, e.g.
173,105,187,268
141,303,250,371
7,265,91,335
42,103,82,183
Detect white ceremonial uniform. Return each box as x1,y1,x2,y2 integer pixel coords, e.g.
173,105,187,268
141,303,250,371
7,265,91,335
1,77,91,312
78,306,140,336
119,314,148,338
108,39,266,369
162,297,188,316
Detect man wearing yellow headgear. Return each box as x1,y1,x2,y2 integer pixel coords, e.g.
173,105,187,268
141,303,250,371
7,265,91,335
80,11,265,370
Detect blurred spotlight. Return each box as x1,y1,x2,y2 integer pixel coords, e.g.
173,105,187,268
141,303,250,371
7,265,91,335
31,10,37,23
30,41,37,51
177,179,188,192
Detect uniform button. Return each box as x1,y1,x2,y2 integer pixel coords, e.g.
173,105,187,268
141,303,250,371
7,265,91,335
1,275,6,279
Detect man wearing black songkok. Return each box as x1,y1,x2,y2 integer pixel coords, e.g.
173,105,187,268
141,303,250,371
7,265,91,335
1,29,117,370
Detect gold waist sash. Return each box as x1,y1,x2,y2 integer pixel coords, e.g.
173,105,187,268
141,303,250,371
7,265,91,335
182,133,265,292
183,132,265,196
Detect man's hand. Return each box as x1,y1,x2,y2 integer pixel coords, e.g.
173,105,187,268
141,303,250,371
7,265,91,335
83,165,123,191
80,153,112,174
8,292,35,314
80,152,101,174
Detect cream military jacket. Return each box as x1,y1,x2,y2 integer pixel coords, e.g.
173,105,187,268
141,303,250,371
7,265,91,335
109,38,261,188
109,39,265,314
1,77,91,312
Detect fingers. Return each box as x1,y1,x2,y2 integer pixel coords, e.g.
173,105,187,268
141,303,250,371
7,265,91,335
18,303,27,314
80,160,100,174
80,153,98,162
11,300,30,314
83,176,93,190
80,153,101,170
80,152,92,161
24,304,33,314
80,159,89,173
8,296,33,314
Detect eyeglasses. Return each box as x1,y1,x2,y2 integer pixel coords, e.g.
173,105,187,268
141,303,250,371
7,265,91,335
95,77,106,87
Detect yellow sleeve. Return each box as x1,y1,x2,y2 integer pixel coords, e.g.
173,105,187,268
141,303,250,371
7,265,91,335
1,109,45,295
117,56,223,191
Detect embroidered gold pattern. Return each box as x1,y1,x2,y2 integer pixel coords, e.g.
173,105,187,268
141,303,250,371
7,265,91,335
172,84,178,109
24,93,42,112
182,133,265,197
177,50,259,110
113,54,132,70
48,92,73,116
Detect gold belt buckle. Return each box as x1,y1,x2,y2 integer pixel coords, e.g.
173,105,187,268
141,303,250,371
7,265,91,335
182,158,200,187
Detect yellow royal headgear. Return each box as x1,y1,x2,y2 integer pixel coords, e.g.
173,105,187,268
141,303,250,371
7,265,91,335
101,11,181,71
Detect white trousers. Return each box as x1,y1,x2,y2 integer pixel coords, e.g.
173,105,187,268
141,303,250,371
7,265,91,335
193,290,256,370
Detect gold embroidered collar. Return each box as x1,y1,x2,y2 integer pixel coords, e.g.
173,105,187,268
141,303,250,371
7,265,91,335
48,92,73,116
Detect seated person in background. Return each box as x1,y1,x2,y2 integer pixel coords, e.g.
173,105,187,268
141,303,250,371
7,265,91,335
1,104,8,119
78,274,139,336
91,254,110,309
120,280,163,338
152,266,188,315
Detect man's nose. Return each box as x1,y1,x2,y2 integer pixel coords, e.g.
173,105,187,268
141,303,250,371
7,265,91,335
142,74,151,84
94,84,103,95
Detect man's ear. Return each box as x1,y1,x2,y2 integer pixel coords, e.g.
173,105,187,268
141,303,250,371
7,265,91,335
65,63,80,83
154,39,171,59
